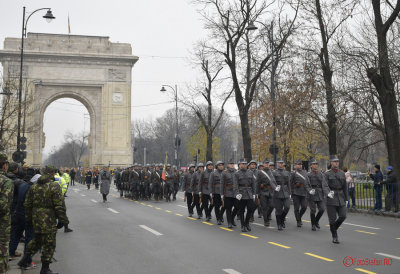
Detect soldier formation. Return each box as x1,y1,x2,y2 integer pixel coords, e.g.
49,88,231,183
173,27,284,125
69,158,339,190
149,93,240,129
180,155,348,244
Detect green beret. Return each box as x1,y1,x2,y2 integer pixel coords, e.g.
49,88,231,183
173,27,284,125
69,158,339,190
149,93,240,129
42,165,57,175
0,153,8,163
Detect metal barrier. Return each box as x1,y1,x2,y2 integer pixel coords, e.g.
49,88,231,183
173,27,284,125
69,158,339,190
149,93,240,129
349,181,399,212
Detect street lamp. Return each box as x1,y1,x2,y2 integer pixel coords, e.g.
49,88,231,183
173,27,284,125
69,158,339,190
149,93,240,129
160,84,180,168
247,20,278,167
14,7,55,163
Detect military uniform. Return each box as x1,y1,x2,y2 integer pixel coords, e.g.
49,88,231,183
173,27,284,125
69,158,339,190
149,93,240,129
142,166,152,200
209,161,224,225
172,166,180,201
0,155,14,273
233,162,257,232
129,166,141,200
19,166,69,274
164,166,175,202
114,169,122,194
291,161,311,227
183,165,195,216
307,166,329,230
151,166,163,201
221,164,238,228
325,155,348,243
190,164,203,218
273,162,291,230
256,161,277,226
121,168,130,197
199,162,214,221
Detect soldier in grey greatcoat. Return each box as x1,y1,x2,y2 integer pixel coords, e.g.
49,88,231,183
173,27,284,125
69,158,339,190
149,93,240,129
233,159,257,232
129,164,141,200
142,164,152,200
164,164,175,202
291,159,311,227
99,167,111,202
273,159,291,231
150,164,163,201
247,160,258,223
325,155,348,244
183,164,195,216
199,161,214,221
221,160,238,228
256,159,277,227
307,159,329,231
209,161,224,225
190,163,204,219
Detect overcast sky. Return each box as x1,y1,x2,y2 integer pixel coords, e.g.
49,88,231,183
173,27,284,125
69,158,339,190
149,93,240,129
0,0,239,157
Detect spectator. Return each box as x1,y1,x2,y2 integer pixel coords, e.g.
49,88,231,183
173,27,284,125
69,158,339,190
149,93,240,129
343,167,355,208
70,168,76,186
384,166,399,212
370,164,383,212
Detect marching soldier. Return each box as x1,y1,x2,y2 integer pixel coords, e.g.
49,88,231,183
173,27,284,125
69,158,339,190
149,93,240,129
307,159,329,231
151,164,163,201
183,164,195,216
199,161,214,221
164,164,175,202
221,160,238,228
247,160,258,222
233,159,257,232
114,168,122,195
256,159,277,227
121,167,130,198
273,159,291,231
209,161,224,225
172,165,180,201
325,155,348,244
130,164,141,200
291,159,311,227
143,164,152,200
190,163,204,219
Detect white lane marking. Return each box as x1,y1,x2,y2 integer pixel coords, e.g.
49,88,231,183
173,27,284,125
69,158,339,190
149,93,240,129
253,223,264,226
139,225,163,236
80,194,86,197
343,222,380,230
375,253,400,260
253,222,275,229
107,208,119,214
177,205,187,208
90,199,97,203
223,269,242,274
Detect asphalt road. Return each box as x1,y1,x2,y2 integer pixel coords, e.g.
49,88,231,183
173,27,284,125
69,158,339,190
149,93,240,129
22,184,400,274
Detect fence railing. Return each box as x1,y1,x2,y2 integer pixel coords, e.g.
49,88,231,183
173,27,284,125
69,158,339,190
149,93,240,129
350,180,399,212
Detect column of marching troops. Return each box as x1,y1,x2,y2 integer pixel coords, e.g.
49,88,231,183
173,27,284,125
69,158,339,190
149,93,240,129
113,155,348,244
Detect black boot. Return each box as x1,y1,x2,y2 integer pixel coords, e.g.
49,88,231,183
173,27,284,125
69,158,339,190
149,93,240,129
330,224,339,244
315,211,323,229
246,224,251,231
217,219,222,225
228,222,233,229
276,215,283,231
264,220,270,227
64,224,73,233
241,225,247,232
17,253,31,268
310,214,316,231
281,215,286,229
40,262,58,274
231,219,237,227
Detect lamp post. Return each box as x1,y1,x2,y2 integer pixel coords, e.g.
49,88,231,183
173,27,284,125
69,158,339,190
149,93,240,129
160,84,179,168
15,7,55,163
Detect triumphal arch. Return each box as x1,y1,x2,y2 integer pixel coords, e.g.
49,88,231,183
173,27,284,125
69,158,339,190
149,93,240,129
0,33,138,167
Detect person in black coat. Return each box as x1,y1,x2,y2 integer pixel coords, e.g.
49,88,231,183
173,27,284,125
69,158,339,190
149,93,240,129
384,166,398,212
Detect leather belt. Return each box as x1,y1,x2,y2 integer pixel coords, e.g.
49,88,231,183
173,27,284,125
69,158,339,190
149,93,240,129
260,184,272,189
295,183,304,187
332,187,342,190
239,183,250,187
214,183,221,186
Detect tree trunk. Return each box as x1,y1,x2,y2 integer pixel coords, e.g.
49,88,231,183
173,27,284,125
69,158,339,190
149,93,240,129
239,110,252,161
206,130,213,162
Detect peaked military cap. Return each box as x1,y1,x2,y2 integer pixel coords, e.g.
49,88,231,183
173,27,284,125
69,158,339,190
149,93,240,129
310,158,318,164
215,161,224,167
294,159,303,165
329,155,339,161
197,162,204,168
206,161,213,166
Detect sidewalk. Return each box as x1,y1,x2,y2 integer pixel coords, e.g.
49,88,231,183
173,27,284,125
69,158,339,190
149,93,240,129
8,240,41,274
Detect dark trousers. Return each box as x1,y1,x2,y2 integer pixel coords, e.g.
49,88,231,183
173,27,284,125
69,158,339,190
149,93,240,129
186,192,193,214
374,185,383,210
223,197,239,224
153,183,162,200
292,194,307,221
273,197,290,216
385,184,399,212
9,216,33,264
309,199,325,225
212,194,222,220
348,187,356,208
86,183,90,189
327,205,347,227
259,195,274,221
238,199,256,226
71,178,75,186
193,194,202,216
173,183,179,199
200,194,212,218
102,193,108,201
165,182,173,201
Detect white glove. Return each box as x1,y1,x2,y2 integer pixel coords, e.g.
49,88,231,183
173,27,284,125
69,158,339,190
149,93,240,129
309,189,316,195
236,194,242,200
346,201,349,207
328,191,334,199
199,192,202,196
289,195,291,199
253,194,256,201
275,185,281,192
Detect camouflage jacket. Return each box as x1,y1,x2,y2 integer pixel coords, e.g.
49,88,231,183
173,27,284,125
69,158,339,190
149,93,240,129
24,175,69,234
0,170,14,243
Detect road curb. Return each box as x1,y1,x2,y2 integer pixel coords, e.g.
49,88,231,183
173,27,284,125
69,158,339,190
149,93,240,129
349,208,400,218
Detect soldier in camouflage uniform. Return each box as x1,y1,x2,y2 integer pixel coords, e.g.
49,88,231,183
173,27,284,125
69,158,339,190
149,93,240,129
18,165,69,274
0,154,13,274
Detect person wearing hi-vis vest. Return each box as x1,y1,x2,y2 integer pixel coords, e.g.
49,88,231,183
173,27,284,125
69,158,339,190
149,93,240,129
54,171,73,233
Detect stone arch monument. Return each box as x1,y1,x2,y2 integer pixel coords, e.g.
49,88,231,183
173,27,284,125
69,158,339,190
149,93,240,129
0,33,138,167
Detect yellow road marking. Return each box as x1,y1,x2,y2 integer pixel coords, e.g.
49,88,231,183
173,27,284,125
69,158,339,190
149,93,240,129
302,220,311,223
396,237,400,240
220,227,233,232
304,253,334,262
175,213,183,216
134,201,139,203
140,203,146,205
268,242,291,249
156,207,162,210
165,210,172,213
355,268,377,274
202,221,214,226
187,217,197,220
240,233,258,239
147,205,153,207
355,230,376,235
